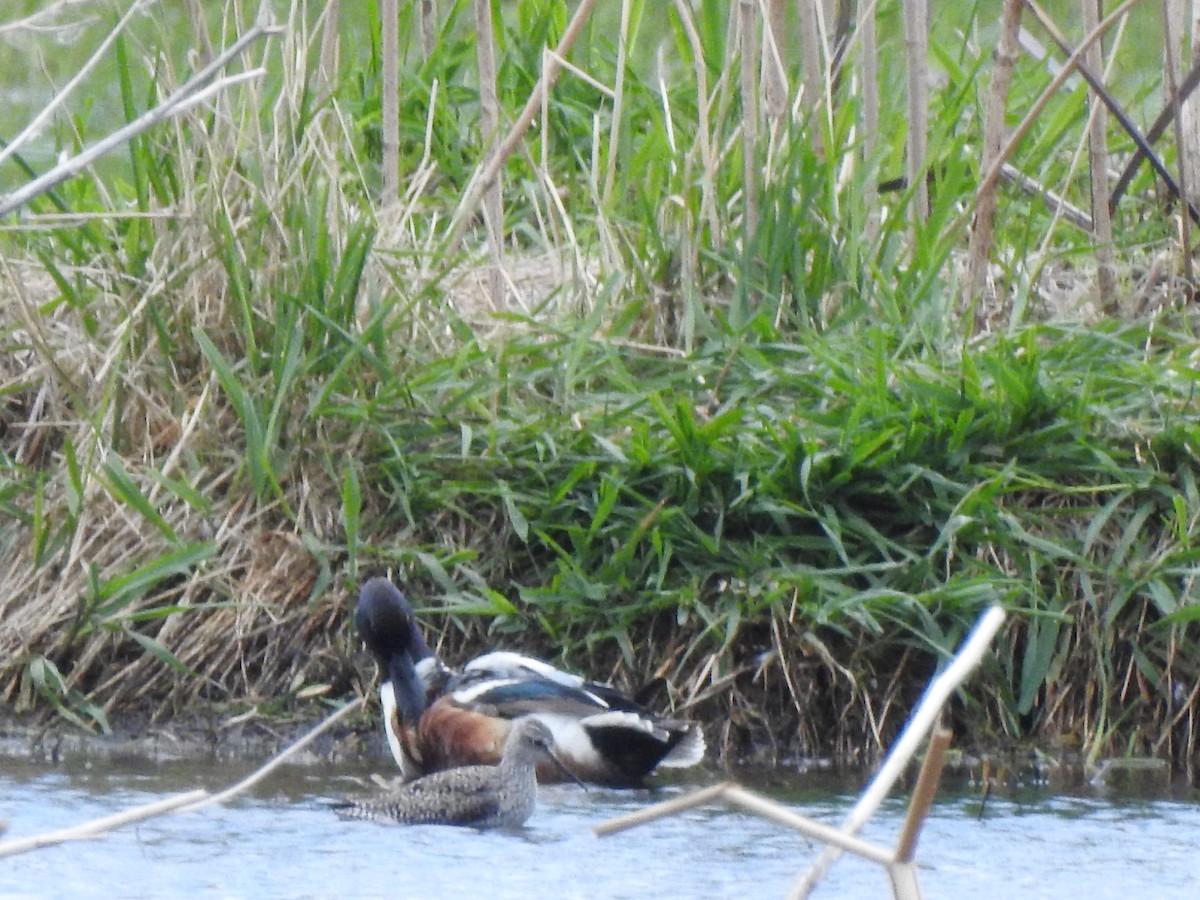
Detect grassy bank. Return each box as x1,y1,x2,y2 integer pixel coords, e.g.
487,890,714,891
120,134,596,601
2,0,1199,773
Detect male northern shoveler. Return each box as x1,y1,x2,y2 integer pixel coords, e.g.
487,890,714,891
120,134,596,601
353,577,705,786
334,718,580,828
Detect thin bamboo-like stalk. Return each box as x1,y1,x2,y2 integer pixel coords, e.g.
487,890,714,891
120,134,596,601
473,0,504,307
444,0,600,254
903,0,929,225
962,0,1023,326
892,727,952,863
593,782,732,835
738,0,759,242
1163,1,1195,286
789,605,1006,899
859,0,880,244
1082,0,1116,312
762,0,788,121
797,0,827,156
0,24,281,219
380,0,400,208
974,0,1150,213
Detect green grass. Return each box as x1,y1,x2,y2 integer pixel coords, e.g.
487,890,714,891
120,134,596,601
1,0,1198,770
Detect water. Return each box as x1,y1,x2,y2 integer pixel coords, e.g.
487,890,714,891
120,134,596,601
2,755,1200,899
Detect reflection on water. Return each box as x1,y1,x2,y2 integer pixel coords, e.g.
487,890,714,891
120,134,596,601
2,755,1200,899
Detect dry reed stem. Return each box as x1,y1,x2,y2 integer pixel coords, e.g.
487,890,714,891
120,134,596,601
761,0,788,121
317,0,341,88
1081,0,1116,312
963,0,1024,325
1002,162,1093,230
789,605,1006,899
472,0,504,308
183,0,214,63
892,727,952,863
593,782,732,836
182,696,365,811
0,790,209,859
1022,0,1190,245
380,0,400,207
1162,3,1195,285
602,0,634,206
903,0,930,226
0,698,364,858
797,0,827,157
444,0,600,255
1112,53,1200,208
974,0,1150,219
859,0,880,245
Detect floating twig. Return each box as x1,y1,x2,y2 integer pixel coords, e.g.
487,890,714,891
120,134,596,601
0,697,365,857
0,789,208,859
181,696,364,811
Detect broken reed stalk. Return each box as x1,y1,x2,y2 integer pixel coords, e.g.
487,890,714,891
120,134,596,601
0,22,281,219
0,697,364,858
472,0,504,306
892,727,952,863
181,696,366,812
962,0,1023,323
444,0,600,255
903,0,930,226
788,605,1006,900
1081,0,1116,312
1001,162,1093,231
380,0,400,207
593,782,732,836
0,790,209,859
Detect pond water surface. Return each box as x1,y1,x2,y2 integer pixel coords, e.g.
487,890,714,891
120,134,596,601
2,753,1199,899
